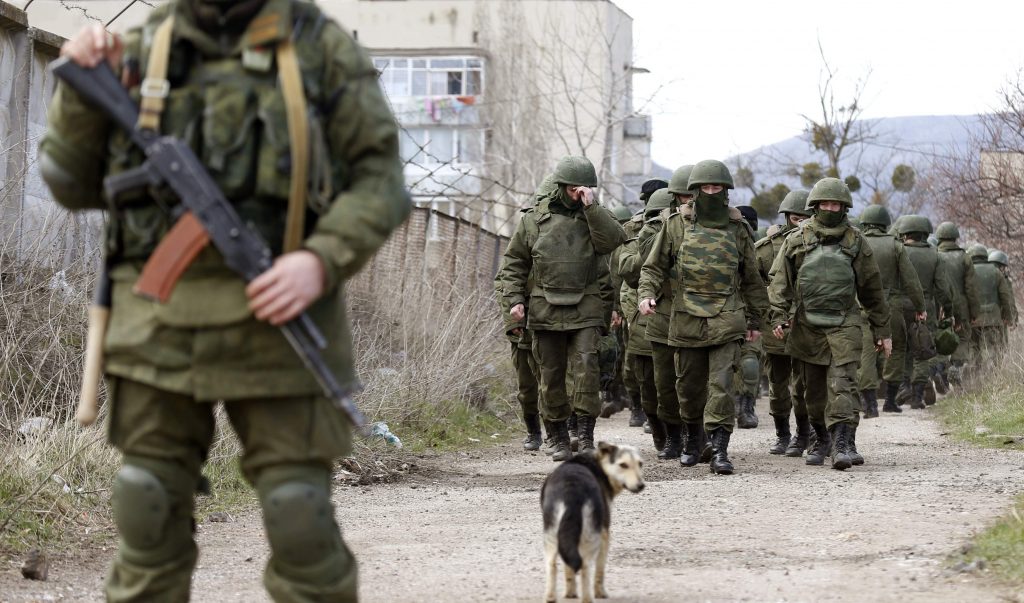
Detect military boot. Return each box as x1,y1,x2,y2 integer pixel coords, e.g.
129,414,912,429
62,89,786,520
923,382,937,406
523,414,543,451
598,389,626,418
860,390,879,419
736,394,759,429
567,413,580,451
896,381,913,407
550,420,572,462
828,423,853,471
679,423,704,467
646,415,667,453
909,383,927,409
805,422,831,466
577,415,596,454
659,422,682,460
769,415,791,455
785,415,811,457
542,421,558,456
848,425,865,466
628,399,646,427
708,427,734,475
881,381,902,413
931,367,950,396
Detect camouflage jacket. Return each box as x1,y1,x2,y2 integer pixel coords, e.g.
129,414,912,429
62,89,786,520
39,0,409,399
754,223,795,355
936,241,981,325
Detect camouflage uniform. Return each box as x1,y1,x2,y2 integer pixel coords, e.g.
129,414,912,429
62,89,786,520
618,212,653,430
768,178,890,470
39,1,410,599
989,250,1019,347
639,160,768,474
970,246,1015,365
935,222,980,386
498,157,626,459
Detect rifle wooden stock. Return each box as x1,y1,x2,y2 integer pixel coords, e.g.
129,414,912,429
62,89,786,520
133,212,210,302
77,271,112,426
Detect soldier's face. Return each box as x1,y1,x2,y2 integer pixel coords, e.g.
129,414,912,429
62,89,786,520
700,184,724,195
788,214,806,226
817,200,842,212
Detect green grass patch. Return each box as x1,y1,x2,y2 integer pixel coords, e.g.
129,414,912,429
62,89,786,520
398,402,518,452
939,380,1024,451
956,494,1024,582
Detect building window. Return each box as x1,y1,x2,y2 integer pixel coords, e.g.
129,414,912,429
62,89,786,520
374,56,484,99
400,127,484,166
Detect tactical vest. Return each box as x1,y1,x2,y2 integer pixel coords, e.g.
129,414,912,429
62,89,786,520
974,262,1002,325
676,222,738,318
938,248,968,314
530,201,599,306
862,232,901,294
796,228,857,328
904,244,940,300
106,2,332,262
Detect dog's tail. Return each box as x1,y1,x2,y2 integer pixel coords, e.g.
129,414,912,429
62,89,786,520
556,505,583,572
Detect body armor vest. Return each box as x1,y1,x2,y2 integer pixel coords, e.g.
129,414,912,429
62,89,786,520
531,203,598,306
797,229,857,328
676,222,737,318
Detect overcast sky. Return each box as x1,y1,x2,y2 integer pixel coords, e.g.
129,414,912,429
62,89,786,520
615,0,1024,167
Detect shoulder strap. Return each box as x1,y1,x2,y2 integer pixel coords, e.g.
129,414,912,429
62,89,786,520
277,39,310,253
138,16,175,132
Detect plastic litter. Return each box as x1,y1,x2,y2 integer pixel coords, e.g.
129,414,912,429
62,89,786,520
369,422,403,448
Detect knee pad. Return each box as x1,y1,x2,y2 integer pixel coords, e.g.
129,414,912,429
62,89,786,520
740,355,761,388
258,468,341,568
112,458,195,565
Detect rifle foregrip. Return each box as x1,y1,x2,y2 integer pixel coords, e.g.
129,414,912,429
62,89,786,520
77,305,110,427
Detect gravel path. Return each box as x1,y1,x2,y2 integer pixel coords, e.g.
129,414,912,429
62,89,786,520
3,406,1022,602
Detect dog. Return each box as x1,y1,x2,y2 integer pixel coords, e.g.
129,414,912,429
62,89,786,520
540,442,644,603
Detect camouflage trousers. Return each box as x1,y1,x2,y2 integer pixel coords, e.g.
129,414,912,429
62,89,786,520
796,358,861,429
650,341,681,425
511,342,539,416
858,321,881,392
766,352,803,418
533,327,602,421
675,341,740,433
105,377,356,603
626,351,657,417
880,303,908,383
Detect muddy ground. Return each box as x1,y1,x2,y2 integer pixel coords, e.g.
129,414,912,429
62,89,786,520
3,407,1023,602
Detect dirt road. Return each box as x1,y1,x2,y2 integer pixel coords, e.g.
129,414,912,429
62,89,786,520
3,408,1023,602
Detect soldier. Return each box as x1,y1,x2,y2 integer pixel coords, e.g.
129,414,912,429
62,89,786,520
988,249,1019,346
734,205,763,429
616,191,670,455
638,160,768,475
935,222,981,387
856,206,926,416
968,245,1011,364
495,175,557,453
768,178,891,470
40,4,410,599
754,190,812,455
897,216,954,408
500,156,627,461
596,204,636,420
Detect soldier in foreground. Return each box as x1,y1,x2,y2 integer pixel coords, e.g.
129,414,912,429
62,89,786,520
40,2,410,599
639,160,767,475
768,178,891,470
754,190,811,454
500,156,626,460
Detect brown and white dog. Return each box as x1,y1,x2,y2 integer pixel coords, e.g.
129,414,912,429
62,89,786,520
540,442,644,603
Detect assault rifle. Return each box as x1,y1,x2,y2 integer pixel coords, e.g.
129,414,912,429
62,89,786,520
52,58,369,435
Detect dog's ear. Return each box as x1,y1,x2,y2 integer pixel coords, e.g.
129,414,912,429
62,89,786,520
597,441,617,459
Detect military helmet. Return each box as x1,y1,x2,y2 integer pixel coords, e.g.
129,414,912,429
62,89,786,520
639,178,668,202
611,205,632,222
898,215,932,236
989,249,1009,266
552,155,598,187
935,221,960,241
666,164,696,195
686,160,734,190
806,177,853,208
646,189,675,213
779,190,812,217
858,204,892,228
967,243,989,260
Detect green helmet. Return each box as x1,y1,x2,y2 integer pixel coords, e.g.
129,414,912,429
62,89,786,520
646,188,675,213
666,164,695,195
611,205,632,222
686,159,734,190
967,243,989,260
806,177,853,208
898,215,932,236
552,155,598,187
858,204,892,228
935,221,960,241
989,249,1009,266
779,190,812,217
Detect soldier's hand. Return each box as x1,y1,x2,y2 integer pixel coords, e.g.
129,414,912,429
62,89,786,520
611,310,622,328
61,23,124,69
570,186,595,207
772,324,787,339
246,250,326,326
510,303,526,322
915,311,927,322
511,328,523,337
639,298,656,315
877,338,893,358
746,330,761,343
